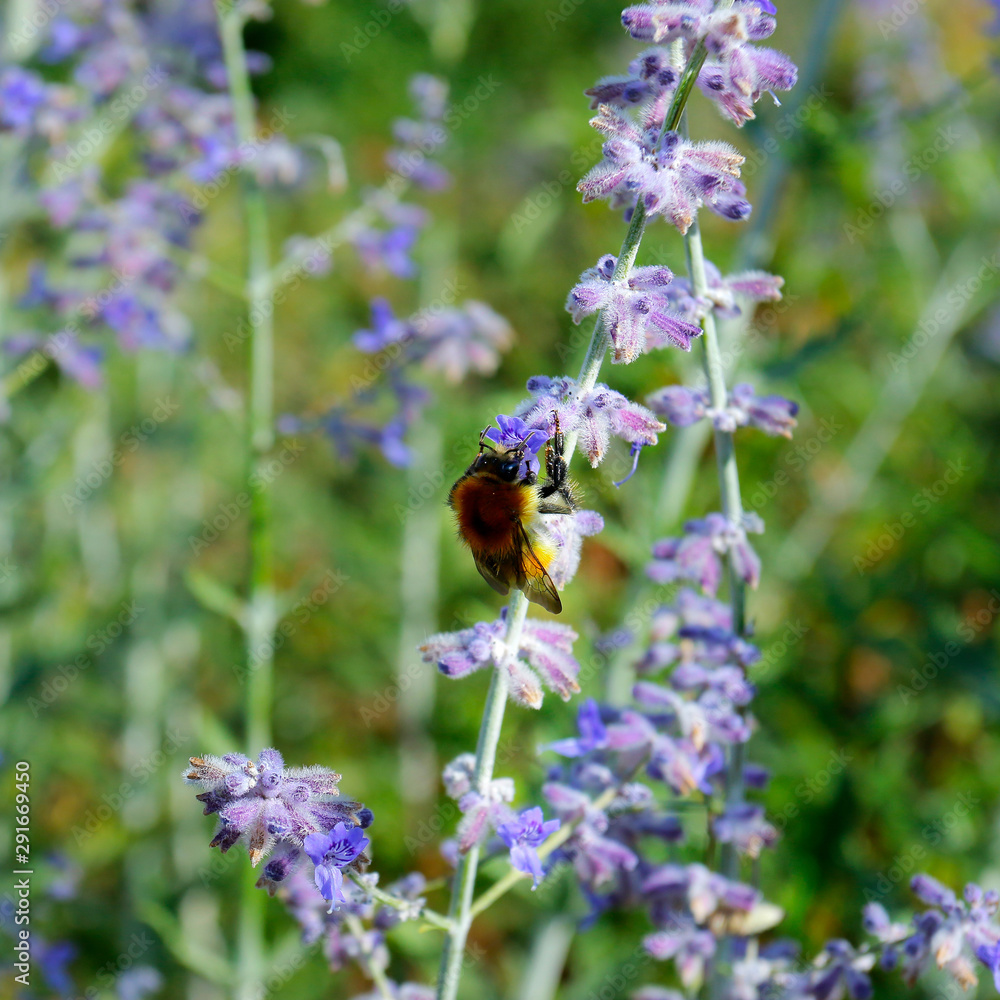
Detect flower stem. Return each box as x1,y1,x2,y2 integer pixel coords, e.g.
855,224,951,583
683,215,746,638
218,8,277,1000
345,913,395,1000
435,590,524,1000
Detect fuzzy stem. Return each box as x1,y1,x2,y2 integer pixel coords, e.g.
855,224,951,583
218,8,276,1000
435,591,524,1000
683,216,747,639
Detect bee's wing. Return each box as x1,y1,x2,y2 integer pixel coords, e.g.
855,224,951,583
512,516,562,615
471,551,511,597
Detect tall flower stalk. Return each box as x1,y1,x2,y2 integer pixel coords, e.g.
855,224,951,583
432,40,721,1000
217,8,276,998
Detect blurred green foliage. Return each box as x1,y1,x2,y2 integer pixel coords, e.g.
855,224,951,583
1,0,999,997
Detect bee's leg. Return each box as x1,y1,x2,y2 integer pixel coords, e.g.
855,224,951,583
539,412,577,513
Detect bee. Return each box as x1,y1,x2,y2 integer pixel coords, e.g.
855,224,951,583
448,415,579,614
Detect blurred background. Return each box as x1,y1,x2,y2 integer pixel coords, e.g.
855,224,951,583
1,0,999,996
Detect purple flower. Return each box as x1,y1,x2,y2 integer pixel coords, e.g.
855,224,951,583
497,807,561,887
976,941,1000,991
647,385,709,427
566,254,703,362
37,938,76,994
183,749,366,867
455,776,516,851
712,803,778,858
911,873,957,908
585,46,680,125
517,376,666,468
809,940,876,1000
410,301,513,383
353,224,421,278
643,925,717,990
543,509,605,588
649,381,798,437
116,966,163,1000
483,414,549,480
894,877,1000,990
619,1,797,126
648,512,764,594
578,109,751,232
303,823,371,912
0,67,48,130
545,698,609,757
421,615,582,708
354,298,412,352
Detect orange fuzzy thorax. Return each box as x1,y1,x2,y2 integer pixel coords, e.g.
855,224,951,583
450,475,551,565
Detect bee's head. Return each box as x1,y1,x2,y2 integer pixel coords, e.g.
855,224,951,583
475,441,526,482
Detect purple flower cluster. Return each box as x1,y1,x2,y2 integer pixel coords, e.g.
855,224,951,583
878,876,1000,990
640,258,784,324
272,862,429,977
566,254,703,363
439,755,562,887
516,375,666,468
182,749,371,897
647,511,765,594
648,381,799,437
578,107,751,233
420,614,584,708
619,0,798,126
352,74,452,275
0,0,255,385
293,295,512,467
281,79,515,468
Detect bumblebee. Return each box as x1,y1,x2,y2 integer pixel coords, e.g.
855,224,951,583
448,416,579,614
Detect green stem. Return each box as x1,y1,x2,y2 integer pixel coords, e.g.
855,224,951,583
218,8,276,1000
435,592,524,1000
345,913,395,1000
346,870,452,932
683,215,747,638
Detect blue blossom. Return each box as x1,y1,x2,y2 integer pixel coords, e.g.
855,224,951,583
546,698,609,757
484,414,548,479
303,823,371,913
648,381,798,437
116,966,164,1000
37,938,77,995
619,0,797,126
647,511,764,594
497,807,561,887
